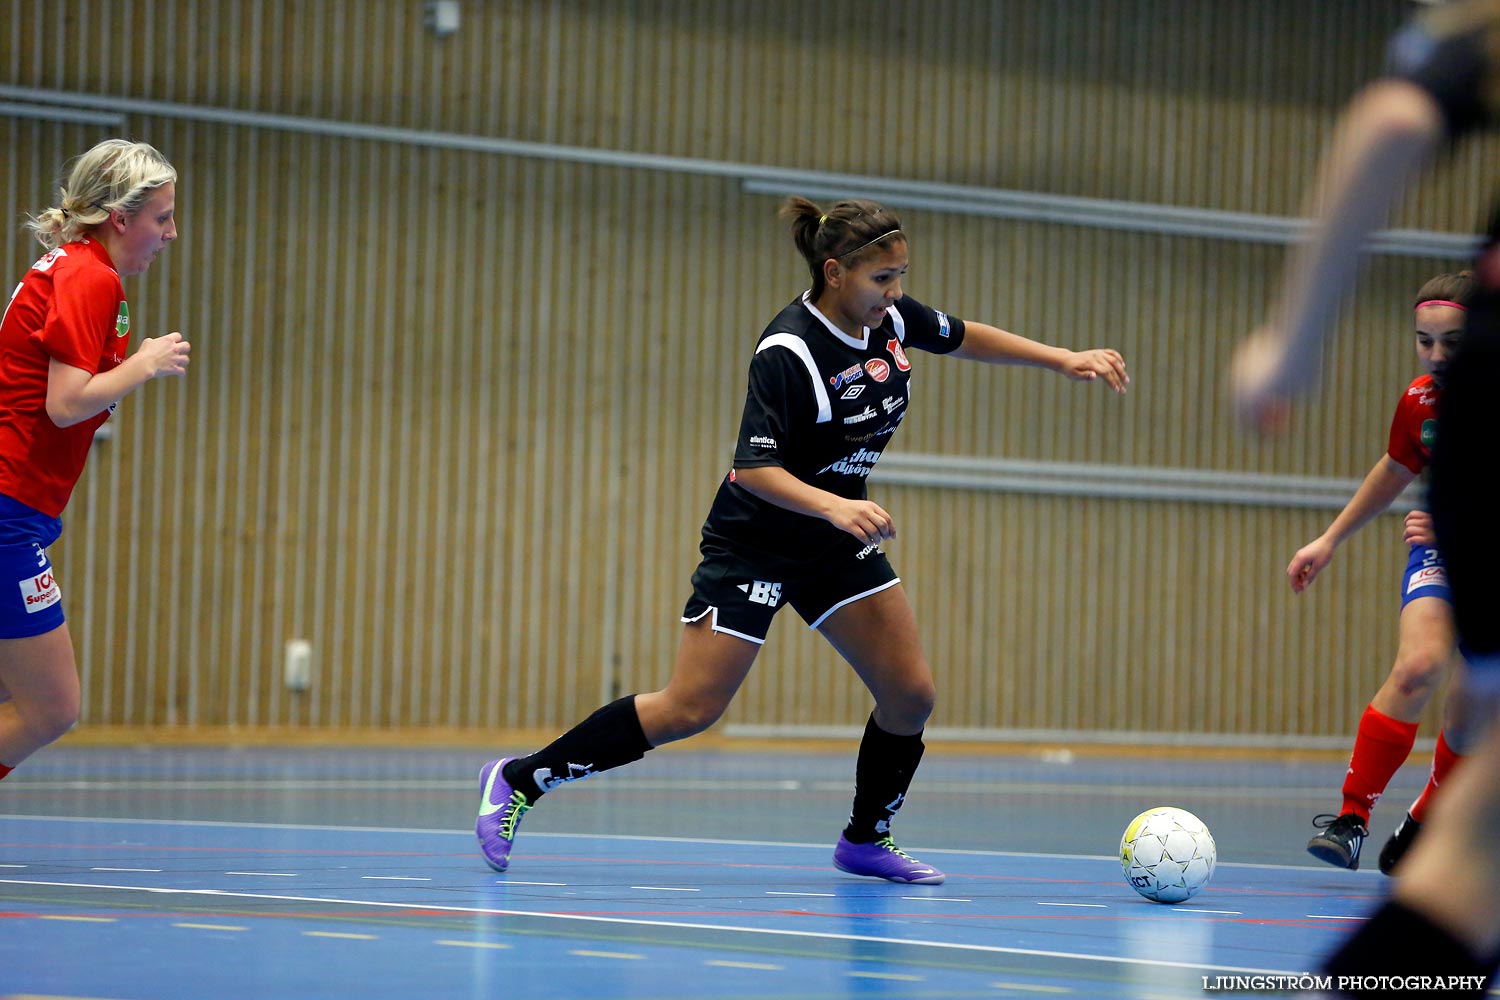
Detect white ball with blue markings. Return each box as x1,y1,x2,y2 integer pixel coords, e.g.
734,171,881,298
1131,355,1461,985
1119,806,1216,903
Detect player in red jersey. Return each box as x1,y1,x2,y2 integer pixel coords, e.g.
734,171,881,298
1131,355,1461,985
0,139,190,780
1292,272,1473,874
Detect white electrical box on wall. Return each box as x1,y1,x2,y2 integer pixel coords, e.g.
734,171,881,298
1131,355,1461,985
424,0,460,38
284,639,312,691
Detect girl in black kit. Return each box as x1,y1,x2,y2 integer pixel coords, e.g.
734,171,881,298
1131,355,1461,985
477,196,1129,883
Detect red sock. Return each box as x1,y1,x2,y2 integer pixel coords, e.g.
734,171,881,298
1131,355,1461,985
1340,705,1419,821
1408,728,1462,824
0,764,11,782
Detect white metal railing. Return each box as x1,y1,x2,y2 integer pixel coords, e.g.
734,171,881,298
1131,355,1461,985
0,85,1482,258
873,452,1418,511
0,100,122,127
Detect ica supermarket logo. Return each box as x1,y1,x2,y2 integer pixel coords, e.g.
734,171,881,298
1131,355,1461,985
115,301,130,338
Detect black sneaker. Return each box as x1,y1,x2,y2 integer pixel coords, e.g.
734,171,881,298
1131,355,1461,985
1307,813,1367,870
1377,812,1422,876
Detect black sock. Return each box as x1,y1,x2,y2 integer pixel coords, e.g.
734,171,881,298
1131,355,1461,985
501,696,653,801
842,714,924,844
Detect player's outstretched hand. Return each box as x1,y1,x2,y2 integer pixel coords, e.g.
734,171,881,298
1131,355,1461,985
136,332,191,378
826,498,896,547
1061,348,1129,393
1287,537,1335,594
1404,510,1435,548
1230,326,1303,435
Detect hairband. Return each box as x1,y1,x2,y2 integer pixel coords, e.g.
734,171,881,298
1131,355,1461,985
837,228,903,260
1416,299,1468,311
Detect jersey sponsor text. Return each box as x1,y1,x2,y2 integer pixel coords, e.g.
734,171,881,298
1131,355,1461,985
19,570,60,613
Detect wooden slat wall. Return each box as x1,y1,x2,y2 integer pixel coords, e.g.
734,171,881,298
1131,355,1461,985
1,0,1488,739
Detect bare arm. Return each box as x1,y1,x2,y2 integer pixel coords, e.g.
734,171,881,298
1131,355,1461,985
1286,454,1416,593
951,322,1129,392
46,332,191,428
1232,80,1447,428
731,465,895,546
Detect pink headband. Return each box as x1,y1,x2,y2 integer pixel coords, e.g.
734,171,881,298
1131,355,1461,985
1416,299,1468,311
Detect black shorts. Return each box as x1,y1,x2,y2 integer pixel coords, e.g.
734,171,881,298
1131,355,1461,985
680,537,900,644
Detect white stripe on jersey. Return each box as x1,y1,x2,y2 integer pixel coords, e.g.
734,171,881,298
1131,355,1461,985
887,305,906,343
756,333,833,424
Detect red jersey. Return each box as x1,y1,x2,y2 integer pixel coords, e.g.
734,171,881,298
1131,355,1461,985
1386,374,1441,475
0,239,129,517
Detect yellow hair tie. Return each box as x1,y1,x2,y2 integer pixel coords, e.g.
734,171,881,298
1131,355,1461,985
818,214,828,226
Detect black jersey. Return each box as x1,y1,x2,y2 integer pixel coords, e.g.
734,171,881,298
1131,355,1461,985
698,291,966,570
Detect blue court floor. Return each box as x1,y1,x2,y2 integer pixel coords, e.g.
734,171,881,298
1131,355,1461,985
0,742,1450,999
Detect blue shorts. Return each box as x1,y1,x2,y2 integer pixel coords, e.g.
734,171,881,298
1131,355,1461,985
0,495,65,639
681,536,900,644
1401,544,1453,610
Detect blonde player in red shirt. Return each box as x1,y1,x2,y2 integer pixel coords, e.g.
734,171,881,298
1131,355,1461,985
1291,272,1473,874
0,139,190,780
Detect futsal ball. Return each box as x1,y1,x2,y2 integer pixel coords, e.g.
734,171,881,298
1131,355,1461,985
1119,806,1216,903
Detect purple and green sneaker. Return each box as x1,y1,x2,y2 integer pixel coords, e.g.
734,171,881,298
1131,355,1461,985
476,758,532,872
833,834,945,884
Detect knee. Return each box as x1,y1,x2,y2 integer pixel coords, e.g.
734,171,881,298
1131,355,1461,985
1391,646,1450,698
25,705,77,746
650,695,729,744
880,678,936,732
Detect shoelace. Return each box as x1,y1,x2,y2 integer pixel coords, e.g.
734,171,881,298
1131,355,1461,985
1311,813,1367,835
873,836,917,860
499,791,531,840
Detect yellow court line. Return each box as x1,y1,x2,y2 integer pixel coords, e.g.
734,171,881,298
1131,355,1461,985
172,923,248,932
704,960,783,971
434,940,511,950
847,971,923,981
302,931,378,940
38,916,115,923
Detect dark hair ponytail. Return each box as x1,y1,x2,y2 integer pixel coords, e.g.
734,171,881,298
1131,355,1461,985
779,196,904,298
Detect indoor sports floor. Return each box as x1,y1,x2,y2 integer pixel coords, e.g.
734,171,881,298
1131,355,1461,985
0,742,1454,999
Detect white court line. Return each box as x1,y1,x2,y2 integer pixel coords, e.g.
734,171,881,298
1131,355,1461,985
1173,908,1242,915
903,896,972,903
1304,914,1369,921
361,876,431,881
225,871,299,877
92,867,163,872
0,864,27,868
11,778,802,792
5,777,1340,803
0,877,1314,977
1037,902,1107,908
631,886,700,892
500,880,567,886
0,813,1346,872
766,891,834,897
